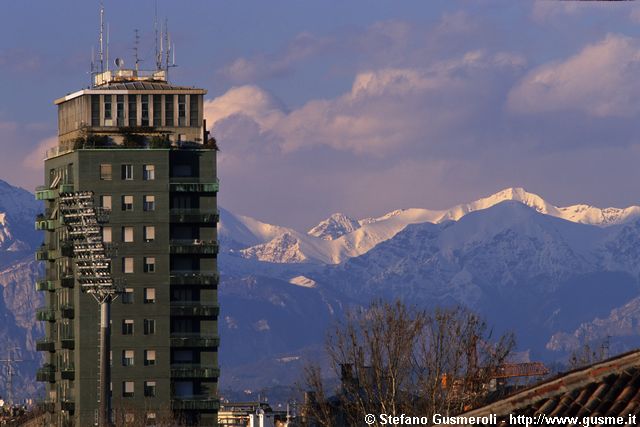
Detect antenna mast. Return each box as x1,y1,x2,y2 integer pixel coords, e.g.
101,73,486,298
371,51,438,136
155,1,162,70
134,29,141,71
99,1,104,73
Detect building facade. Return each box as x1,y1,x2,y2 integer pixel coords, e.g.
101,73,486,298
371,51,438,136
35,68,219,426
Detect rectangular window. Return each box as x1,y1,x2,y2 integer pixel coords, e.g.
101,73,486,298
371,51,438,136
143,195,155,211
143,164,155,181
143,319,156,335
122,319,134,335
144,226,155,242
122,164,133,180
122,288,134,304
190,94,199,127
141,94,149,126
144,381,156,397
144,350,156,366
165,95,174,126
123,227,134,243
122,350,134,366
100,164,112,180
128,95,137,127
100,195,112,210
117,95,125,126
153,95,161,126
123,381,134,397
104,95,112,121
102,227,112,243
178,94,186,126
144,288,156,304
146,413,157,422
91,95,100,126
144,257,156,273
122,195,133,211
123,257,134,274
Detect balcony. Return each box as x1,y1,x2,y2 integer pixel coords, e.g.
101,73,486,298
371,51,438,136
171,302,219,318
169,178,219,194
36,338,55,352
61,337,75,350
60,305,74,319
60,276,75,288
61,399,75,412
36,280,56,292
170,271,219,287
36,364,56,382
170,209,219,224
35,217,57,231
36,307,56,322
169,239,218,255
170,333,219,348
170,364,220,379
34,184,74,200
171,396,220,412
60,363,75,380
35,246,55,261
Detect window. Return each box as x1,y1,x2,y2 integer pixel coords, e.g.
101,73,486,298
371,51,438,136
144,381,156,397
144,257,156,273
122,350,134,366
122,195,133,211
146,413,157,423
123,257,134,273
178,94,186,126
104,96,112,121
100,164,112,180
100,195,112,210
122,164,133,180
144,288,156,304
190,94,199,127
144,226,155,242
143,164,155,181
123,381,134,397
122,288,134,304
144,195,155,211
122,319,134,335
128,95,137,127
144,350,156,366
102,227,112,243
153,95,161,126
165,95,174,126
141,94,149,127
91,95,100,127
117,95,125,126
144,319,156,335
123,227,134,243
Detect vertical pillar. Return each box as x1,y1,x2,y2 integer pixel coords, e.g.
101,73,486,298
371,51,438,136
99,299,111,427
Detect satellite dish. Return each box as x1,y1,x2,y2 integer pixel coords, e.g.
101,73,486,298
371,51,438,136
114,58,125,69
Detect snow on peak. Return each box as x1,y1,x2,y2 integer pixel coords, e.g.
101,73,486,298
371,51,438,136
307,213,361,240
239,232,308,263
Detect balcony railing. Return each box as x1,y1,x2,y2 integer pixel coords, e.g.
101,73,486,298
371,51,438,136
35,217,57,231
169,271,219,287
46,140,217,160
170,364,220,379
60,363,75,380
60,305,75,319
60,399,75,412
169,179,219,193
36,338,55,352
169,209,219,224
170,302,219,318
170,333,219,348
35,184,74,200
171,396,220,411
36,364,56,382
60,276,75,288
169,239,219,255
61,336,75,350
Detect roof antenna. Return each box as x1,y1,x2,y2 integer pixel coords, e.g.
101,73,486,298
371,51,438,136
133,28,141,71
106,22,110,72
99,0,105,73
154,0,162,71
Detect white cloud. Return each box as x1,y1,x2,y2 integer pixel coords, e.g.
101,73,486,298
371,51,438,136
508,34,640,117
22,136,57,170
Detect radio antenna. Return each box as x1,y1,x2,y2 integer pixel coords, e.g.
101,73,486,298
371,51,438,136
154,1,162,70
99,1,105,73
134,29,141,71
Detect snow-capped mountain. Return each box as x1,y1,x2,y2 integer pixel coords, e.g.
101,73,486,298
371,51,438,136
221,187,640,265
307,213,361,240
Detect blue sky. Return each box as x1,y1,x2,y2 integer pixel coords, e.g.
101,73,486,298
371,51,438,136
3,1,640,229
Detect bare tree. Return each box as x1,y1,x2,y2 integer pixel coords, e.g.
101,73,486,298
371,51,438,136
302,301,514,427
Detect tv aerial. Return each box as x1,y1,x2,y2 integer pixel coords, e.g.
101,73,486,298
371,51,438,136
114,57,125,69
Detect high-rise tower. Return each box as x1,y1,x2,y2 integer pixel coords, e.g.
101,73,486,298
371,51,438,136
35,63,219,426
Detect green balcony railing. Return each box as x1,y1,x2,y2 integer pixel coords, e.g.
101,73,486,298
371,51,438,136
169,271,219,287
169,239,219,255
169,209,220,224
36,338,55,352
169,179,219,193
36,364,56,382
35,246,55,261
170,364,220,379
170,333,219,348
170,302,219,318
36,307,56,322
35,184,74,200
35,218,57,231
36,280,56,292
171,396,220,411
